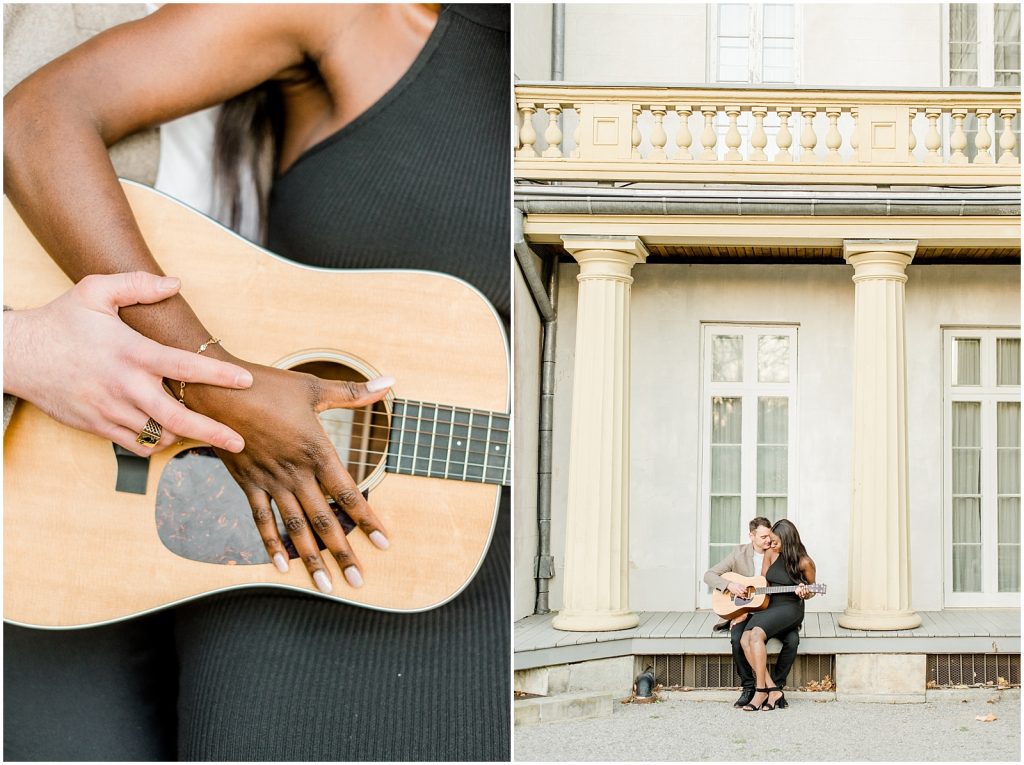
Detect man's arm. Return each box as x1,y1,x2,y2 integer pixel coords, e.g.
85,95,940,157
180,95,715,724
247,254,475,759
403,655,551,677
703,545,741,592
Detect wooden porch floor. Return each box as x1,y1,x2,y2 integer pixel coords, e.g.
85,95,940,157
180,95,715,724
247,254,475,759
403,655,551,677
514,609,1021,670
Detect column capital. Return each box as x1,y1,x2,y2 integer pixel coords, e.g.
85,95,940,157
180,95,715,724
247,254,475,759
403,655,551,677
843,240,917,282
561,236,649,281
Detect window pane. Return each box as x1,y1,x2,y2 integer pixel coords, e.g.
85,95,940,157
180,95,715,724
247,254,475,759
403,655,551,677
953,545,982,591
710,496,742,543
758,397,789,442
997,546,1020,592
997,402,1020,448
953,339,981,385
997,448,1020,494
950,43,979,70
950,4,978,42
757,446,787,493
951,69,979,86
718,41,750,83
719,4,749,36
952,401,981,446
713,336,744,382
756,496,787,523
712,446,742,493
763,4,794,37
995,42,1021,71
998,497,1021,543
995,4,1021,44
997,339,1020,386
953,497,982,543
952,448,981,494
995,70,1022,86
758,335,790,382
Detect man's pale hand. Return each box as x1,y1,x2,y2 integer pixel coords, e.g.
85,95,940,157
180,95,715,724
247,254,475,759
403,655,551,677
3,271,253,456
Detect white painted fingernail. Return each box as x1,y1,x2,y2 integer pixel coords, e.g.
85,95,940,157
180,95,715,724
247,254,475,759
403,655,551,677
273,553,288,573
344,566,364,588
157,276,180,290
369,531,390,550
225,437,244,452
235,371,253,387
366,375,395,393
313,570,333,594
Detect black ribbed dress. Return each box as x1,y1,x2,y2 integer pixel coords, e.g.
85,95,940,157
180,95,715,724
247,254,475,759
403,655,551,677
3,5,509,762
173,5,511,760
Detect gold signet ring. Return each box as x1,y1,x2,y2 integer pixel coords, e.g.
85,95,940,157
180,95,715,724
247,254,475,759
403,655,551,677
136,417,163,447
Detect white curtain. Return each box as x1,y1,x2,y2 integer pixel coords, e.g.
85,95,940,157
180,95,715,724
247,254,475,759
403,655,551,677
997,338,1020,386
952,402,982,591
757,397,788,523
994,3,1021,86
710,396,742,567
997,402,1021,592
955,338,981,386
949,4,979,86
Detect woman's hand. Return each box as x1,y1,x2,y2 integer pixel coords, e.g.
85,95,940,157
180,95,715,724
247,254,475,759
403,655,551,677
186,362,394,593
3,271,253,456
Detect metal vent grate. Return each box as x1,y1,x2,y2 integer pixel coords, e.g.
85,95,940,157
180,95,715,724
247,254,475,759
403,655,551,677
637,654,835,689
927,654,1020,686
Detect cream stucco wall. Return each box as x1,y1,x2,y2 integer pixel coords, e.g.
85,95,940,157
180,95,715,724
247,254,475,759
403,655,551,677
514,264,543,620
516,3,947,87
564,3,707,84
513,2,553,81
543,262,1019,615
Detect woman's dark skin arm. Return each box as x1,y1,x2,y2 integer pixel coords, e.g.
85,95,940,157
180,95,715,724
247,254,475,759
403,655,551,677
796,556,817,599
2,4,438,591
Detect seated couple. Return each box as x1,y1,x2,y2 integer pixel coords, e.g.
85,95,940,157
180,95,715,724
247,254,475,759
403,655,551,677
703,517,817,711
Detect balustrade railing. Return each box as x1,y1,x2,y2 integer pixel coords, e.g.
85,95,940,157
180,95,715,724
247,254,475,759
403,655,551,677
515,85,1021,185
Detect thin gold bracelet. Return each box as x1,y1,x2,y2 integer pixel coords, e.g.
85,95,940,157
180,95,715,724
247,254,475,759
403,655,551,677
178,337,221,405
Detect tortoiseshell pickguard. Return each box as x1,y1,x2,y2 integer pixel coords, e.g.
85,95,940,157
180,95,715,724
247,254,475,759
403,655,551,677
155,447,356,565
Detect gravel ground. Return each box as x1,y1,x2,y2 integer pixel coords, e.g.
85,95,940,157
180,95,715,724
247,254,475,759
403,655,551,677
514,689,1021,762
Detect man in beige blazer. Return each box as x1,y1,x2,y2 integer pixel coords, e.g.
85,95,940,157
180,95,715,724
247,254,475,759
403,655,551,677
703,516,800,709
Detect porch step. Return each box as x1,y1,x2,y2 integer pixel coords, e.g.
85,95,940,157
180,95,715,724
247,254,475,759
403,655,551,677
515,691,615,726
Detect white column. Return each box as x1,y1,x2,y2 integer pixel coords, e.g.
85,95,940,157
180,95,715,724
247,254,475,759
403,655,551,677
553,236,648,632
839,240,922,631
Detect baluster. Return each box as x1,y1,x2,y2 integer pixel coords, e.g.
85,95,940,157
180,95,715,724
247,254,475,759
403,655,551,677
775,106,793,162
799,105,818,163
998,108,1019,165
750,106,768,161
950,108,968,164
571,103,582,159
675,105,693,160
825,107,843,162
724,107,743,161
924,108,942,164
542,103,563,158
649,104,668,160
700,105,719,161
850,106,860,162
907,108,918,160
973,108,993,164
631,106,642,159
517,102,538,158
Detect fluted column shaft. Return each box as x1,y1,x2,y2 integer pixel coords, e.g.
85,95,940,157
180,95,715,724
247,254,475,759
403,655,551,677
553,236,648,632
839,240,922,631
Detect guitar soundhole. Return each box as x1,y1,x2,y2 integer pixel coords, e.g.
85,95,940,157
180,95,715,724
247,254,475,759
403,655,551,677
153,359,389,566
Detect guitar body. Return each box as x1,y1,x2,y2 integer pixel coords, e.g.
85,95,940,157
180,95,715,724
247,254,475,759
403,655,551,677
3,182,509,628
712,572,771,620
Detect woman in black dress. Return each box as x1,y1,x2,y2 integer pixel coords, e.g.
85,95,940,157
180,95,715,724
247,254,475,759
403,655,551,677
738,518,816,711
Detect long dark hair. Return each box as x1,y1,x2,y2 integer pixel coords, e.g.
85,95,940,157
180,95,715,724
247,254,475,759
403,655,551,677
212,81,284,241
771,518,809,584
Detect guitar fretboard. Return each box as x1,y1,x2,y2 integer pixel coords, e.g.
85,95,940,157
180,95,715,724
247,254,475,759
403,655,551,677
753,584,826,595
386,399,510,486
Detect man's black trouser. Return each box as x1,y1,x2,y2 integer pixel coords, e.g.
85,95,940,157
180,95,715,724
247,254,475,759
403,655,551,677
730,620,799,690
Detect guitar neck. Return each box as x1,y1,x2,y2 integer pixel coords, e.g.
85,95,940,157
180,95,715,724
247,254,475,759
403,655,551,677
754,584,822,595
386,398,510,486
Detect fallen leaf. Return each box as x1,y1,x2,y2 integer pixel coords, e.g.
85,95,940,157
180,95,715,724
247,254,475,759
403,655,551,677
926,680,938,689
997,676,1009,689
987,698,998,704
975,714,997,722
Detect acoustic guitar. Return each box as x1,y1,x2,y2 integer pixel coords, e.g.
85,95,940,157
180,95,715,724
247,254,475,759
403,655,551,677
712,571,827,620
3,181,509,629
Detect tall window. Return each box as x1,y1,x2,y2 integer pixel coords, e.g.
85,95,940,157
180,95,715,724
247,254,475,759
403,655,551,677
701,325,797,592
945,329,1021,606
948,3,1021,86
714,4,797,84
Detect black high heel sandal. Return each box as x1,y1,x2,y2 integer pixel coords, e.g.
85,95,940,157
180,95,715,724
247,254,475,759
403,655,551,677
761,686,785,711
742,687,771,711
